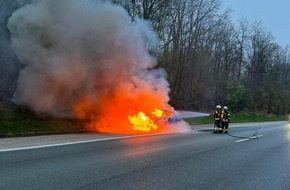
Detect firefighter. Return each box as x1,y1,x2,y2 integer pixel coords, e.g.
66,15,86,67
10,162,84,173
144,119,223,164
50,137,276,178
213,105,222,133
221,106,231,133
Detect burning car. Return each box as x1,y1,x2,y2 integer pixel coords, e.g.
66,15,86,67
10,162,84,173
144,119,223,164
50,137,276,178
127,109,183,133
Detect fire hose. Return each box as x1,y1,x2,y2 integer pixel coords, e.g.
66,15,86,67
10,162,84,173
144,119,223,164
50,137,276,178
226,124,264,139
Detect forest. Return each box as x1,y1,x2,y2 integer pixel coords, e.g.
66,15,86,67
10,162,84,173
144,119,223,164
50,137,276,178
1,0,290,115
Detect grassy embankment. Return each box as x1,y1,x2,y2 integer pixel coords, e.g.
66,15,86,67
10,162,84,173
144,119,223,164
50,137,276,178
184,113,288,125
0,101,90,137
0,101,288,137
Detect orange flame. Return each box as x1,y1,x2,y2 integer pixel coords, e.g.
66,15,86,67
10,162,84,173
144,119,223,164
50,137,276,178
127,108,171,132
73,82,176,134
128,111,158,132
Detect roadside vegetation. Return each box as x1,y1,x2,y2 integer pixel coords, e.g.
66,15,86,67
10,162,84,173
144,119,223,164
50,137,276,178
0,101,89,137
0,101,287,137
184,113,288,125
1,0,290,116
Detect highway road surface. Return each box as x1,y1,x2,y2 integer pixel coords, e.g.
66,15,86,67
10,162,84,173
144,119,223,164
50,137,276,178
0,122,290,190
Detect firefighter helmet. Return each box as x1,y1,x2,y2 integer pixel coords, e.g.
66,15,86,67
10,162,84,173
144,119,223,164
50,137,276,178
216,105,221,109
224,106,228,110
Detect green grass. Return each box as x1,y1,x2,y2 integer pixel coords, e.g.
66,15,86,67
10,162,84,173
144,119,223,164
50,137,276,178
0,102,90,137
184,113,288,125
184,116,213,125
0,119,89,136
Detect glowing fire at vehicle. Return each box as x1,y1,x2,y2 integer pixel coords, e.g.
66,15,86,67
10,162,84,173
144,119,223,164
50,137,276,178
128,111,158,132
8,0,191,135
128,108,181,132
152,108,164,118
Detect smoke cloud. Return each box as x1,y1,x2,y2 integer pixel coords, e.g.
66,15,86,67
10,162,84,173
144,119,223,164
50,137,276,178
8,0,190,133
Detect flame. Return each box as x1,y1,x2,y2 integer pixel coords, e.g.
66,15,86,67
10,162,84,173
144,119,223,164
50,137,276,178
127,108,174,132
128,111,158,132
7,0,191,135
152,108,164,118
71,78,187,134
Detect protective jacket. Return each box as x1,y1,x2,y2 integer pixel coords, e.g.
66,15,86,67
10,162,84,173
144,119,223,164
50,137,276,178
221,109,231,133
214,110,221,121
213,109,221,133
221,110,230,122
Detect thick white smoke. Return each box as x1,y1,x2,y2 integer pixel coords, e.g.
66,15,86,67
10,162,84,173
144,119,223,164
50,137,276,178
7,0,190,133
8,0,157,114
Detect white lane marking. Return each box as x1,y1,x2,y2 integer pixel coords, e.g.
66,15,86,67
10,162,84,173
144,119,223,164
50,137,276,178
235,139,249,143
0,132,174,153
235,135,263,143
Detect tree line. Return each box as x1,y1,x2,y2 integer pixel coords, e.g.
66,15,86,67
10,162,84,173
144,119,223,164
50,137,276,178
118,0,290,114
1,0,289,114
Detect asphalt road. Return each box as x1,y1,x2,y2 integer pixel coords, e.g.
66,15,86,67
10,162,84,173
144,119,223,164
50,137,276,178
0,122,290,190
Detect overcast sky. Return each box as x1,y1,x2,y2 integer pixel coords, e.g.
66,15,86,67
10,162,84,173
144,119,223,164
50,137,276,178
222,0,290,47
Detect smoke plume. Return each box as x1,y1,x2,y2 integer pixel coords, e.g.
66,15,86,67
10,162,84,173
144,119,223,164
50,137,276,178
8,0,190,134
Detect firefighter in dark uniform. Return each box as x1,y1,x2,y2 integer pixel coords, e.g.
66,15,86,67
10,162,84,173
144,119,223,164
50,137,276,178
221,106,231,133
213,105,222,133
